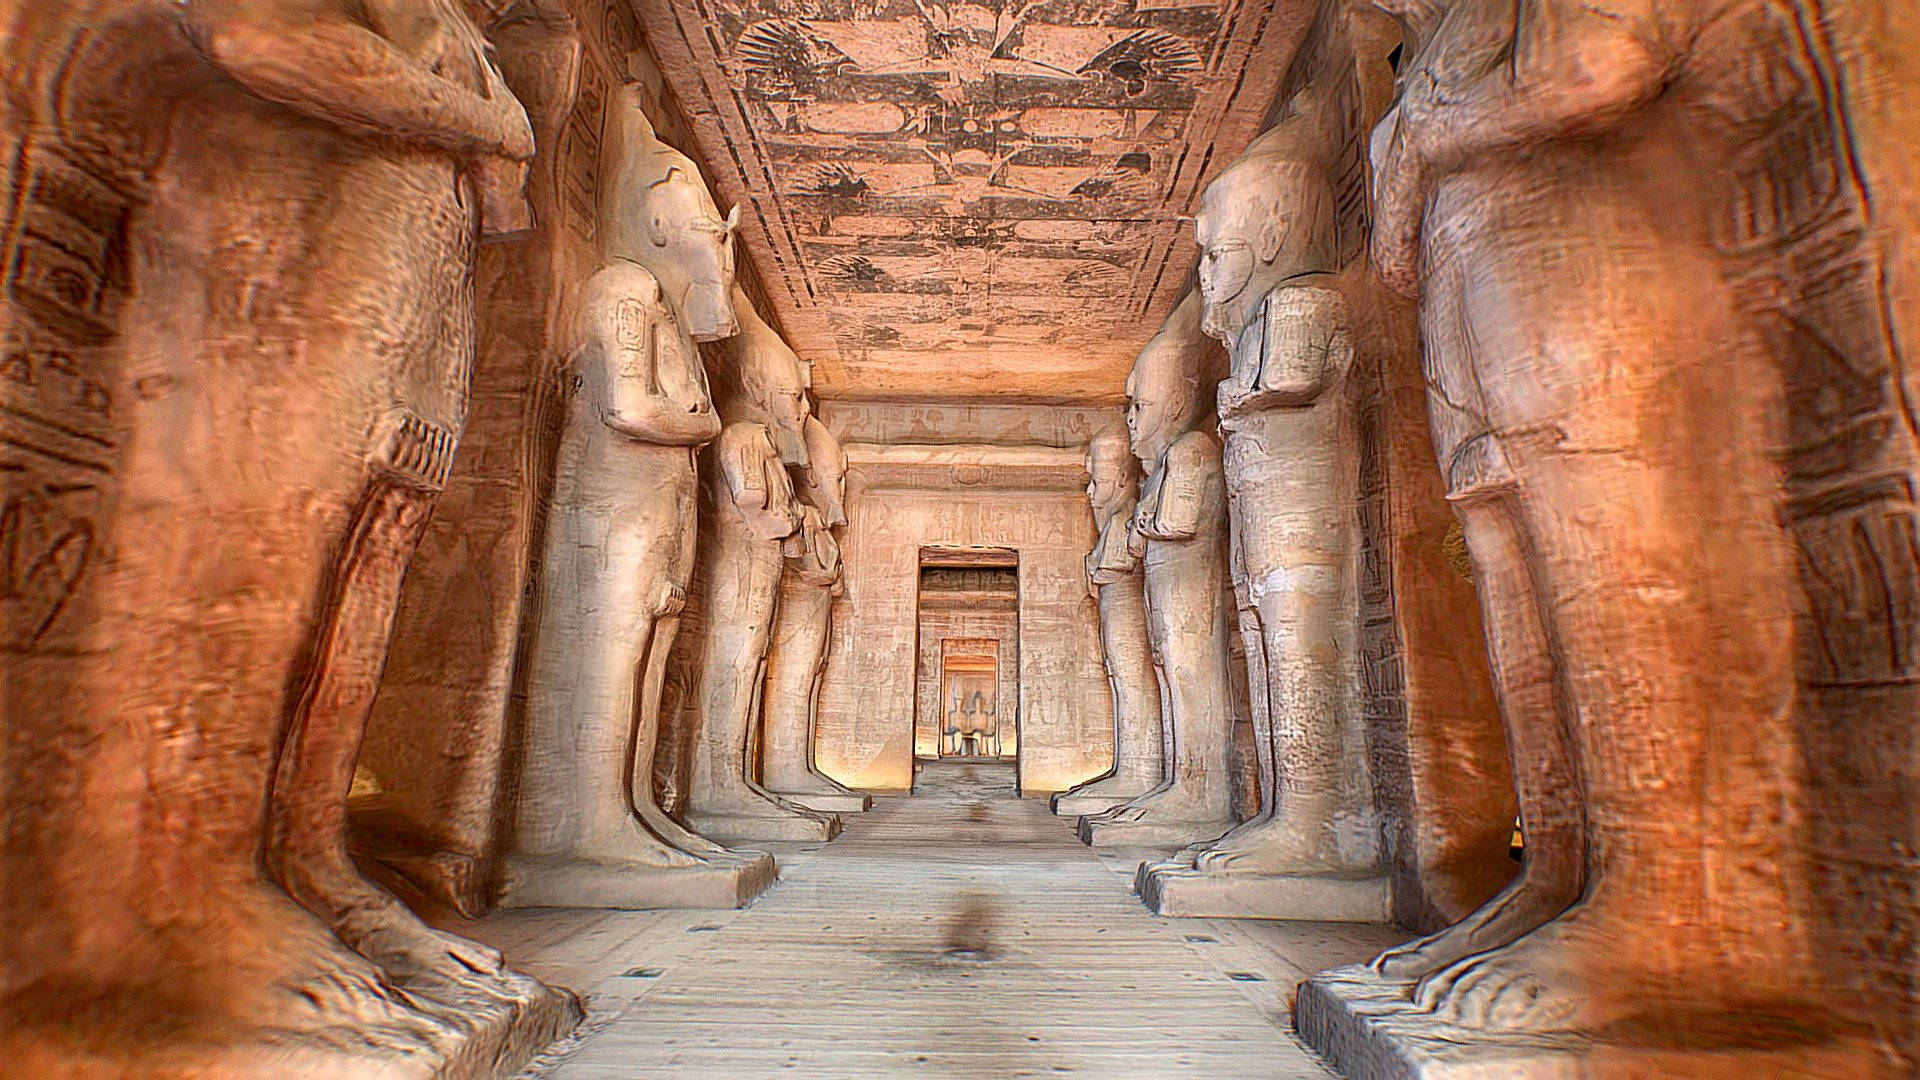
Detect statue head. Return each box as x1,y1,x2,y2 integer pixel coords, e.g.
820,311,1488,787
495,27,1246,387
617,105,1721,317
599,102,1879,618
728,287,814,466
1124,289,1216,465
796,416,849,528
1085,421,1137,522
1193,115,1339,341
602,82,741,341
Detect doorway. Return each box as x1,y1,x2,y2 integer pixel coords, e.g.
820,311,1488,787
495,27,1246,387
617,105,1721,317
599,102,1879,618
913,547,1019,766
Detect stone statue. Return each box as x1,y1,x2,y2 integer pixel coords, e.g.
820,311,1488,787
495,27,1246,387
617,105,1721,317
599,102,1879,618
1139,77,1389,920
2,0,574,1071
501,83,779,910
761,416,872,813
1300,0,1910,1072
1051,424,1166,817
675,293,842,843
1079,290,1240,848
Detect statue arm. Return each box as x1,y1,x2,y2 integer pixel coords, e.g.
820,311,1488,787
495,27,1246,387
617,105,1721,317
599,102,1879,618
1222,285,1354,415
184,1,535,161
720,424,800,538
1141,436,1214,541
1370,0,1674,293
585,266,723,445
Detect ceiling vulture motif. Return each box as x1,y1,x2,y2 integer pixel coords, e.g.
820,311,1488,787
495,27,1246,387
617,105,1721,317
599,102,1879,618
629,0,1309,403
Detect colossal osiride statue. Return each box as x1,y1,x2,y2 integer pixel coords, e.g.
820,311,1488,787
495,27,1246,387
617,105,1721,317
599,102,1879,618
501,85,778,911
1,2,576,1074
1139,79,1388,922
1298,0,1914,1074
1079,291,1240,848
1051,424,1165,817
676,292,842,843
761,417,873,814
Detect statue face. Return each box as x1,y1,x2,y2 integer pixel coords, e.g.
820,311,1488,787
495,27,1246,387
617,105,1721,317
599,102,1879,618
1085,436,1133,518
800,417,849,527
647,179,741,341
1196,223,1257,335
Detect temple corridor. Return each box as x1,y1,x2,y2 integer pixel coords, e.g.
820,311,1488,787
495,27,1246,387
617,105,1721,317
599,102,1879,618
479,763,1396,1078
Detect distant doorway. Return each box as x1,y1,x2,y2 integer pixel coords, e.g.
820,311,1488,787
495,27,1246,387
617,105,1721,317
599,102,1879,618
913,547,1019,767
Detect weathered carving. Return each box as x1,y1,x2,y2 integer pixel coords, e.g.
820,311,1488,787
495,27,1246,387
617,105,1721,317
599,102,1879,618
674,293,842,843
761,416,872,814
1300,0,1911,1072
2,1,575,1072
1079,290,1240,847
1051,424,1165,816
1141,71,1389,920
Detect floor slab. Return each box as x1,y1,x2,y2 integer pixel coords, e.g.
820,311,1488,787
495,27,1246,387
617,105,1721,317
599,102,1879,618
472,766,1402,1079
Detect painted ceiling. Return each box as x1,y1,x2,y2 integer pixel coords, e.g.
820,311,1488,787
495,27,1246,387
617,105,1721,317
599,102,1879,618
631,0,1308,404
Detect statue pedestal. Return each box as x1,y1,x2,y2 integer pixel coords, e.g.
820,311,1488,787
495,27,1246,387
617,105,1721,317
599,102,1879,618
1051,782,1155,818
1077,814,1233,847
1295,965,1879,1080
501,851,777,910
687,810,842,844
1136,863,1390,921
16,970,580,1080
774,790,872,814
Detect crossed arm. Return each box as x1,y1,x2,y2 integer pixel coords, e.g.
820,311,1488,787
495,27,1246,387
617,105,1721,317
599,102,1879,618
1371,0,1679,292
181,0,534,161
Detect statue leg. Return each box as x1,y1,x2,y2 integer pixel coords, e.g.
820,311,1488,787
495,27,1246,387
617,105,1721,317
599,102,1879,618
1370,482,1584,980
684,542,837,839
1055,577,1170,813
265,478,513,990
1409,300,1816,1032
760,580,864,805
632,612,768,858
1085,545,1237,839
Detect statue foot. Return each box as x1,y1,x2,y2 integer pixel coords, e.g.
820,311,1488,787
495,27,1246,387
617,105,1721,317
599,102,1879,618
1189,818,1341,876
1370,871,1572,983
1052,771,1160,815
1090,783,1226,827
272,852,510,995
634,799,737,857
572,815,716,869
1409,905,1806,1035
766,768,864,802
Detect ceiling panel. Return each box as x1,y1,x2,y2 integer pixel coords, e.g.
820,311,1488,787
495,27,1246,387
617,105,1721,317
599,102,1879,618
630,0,1310,403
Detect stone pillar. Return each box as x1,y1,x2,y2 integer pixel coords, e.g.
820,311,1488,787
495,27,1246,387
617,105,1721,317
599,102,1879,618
761,418,872,813
1,3,575,1073
1299,0,1907,1073
1079,291,1240,847
1052,425,1165,816
1140,68,1389,921
668,293,841,843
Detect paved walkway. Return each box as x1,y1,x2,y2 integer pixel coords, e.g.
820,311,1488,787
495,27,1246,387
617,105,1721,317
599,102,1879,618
480,764,1398,1079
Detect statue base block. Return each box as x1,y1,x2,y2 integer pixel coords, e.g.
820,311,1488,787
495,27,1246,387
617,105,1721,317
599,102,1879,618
1137,864,1390,921
6,969,580,1080
1051,790,1141,817
1295,964,1882,1080
1078,814,1233,847
772,790,872,813
687,810,842,843
500,851,777,910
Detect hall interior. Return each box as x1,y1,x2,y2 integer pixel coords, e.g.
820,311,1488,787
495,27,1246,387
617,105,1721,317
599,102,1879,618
4,0,1920,1078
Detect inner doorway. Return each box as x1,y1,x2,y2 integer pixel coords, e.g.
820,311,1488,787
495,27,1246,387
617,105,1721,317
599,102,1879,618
913,547,1019,769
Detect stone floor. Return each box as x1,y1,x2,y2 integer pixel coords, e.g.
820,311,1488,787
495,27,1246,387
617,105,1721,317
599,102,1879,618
474,762,1402,1078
